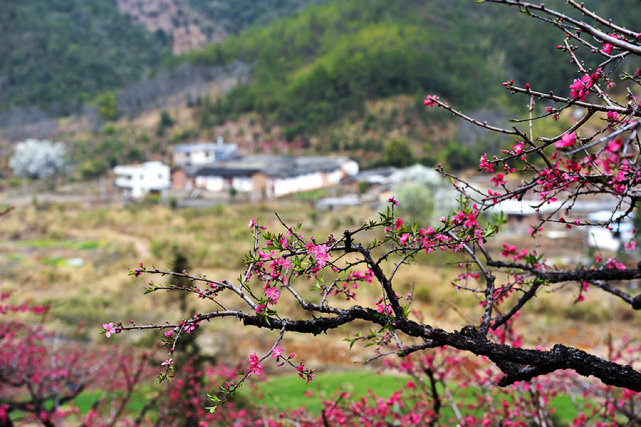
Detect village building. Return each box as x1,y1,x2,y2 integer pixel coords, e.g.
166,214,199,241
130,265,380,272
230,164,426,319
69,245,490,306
113,161,171,199
487,196,634,254
171,136,238,167
586,210,634,252
178,155,358,198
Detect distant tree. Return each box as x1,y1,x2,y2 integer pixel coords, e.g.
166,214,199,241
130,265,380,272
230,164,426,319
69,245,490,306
96,92,117,121
393,165,457,223
0,271,149,426
157,110,176,136
9,139,67,184
382,138,415,167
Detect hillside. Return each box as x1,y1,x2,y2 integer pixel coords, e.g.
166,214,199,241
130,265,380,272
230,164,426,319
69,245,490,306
183,0,605,136
116,0,324,54
0,0,322,115
0,0,168,115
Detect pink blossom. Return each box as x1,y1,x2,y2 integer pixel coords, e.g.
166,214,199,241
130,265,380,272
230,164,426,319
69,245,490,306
501,244,517,258
103,323,116,338
264,286,281,304
272,345,284,359
387,196,399,206
556,132,577,149
399,233,410,245
512,141,524,155
491,173,506,187
306,243,330,268
602,43,613,55
464,212,479,229
248,353,262,376
568,70,600,102
479,153,494,173
248,218,256,228
133,262,144,277
347,269,375,284
424,94,439,107
546,106,560,121
606,138,622,153
452,211,466,224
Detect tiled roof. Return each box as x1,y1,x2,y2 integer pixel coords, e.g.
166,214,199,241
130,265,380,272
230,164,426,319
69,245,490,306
192,155,350,178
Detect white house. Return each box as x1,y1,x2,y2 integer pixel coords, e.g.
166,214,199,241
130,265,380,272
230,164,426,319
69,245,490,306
586,210,634,252
191,155,359,198
114,161,171,199
172,136,238,167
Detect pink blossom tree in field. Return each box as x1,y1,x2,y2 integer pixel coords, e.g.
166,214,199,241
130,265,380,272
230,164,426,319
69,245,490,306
106,1,641,424
0,281,153,425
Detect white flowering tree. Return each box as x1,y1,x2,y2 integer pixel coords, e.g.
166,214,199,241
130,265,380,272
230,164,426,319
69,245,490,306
9,139,67,184
9,139,67,179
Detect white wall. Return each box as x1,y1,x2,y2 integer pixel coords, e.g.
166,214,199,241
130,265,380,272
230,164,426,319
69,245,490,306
114,162,170,198
231,177,254,192
341,160,360,176
273,172,324,196
195,176,225,192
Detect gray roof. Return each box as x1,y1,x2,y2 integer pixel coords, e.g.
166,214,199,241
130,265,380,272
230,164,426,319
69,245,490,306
192,155,350,178
194,166,260,177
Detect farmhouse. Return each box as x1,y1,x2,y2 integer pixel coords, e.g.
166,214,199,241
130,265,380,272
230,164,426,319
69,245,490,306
171,136,238,167
113,161,171,199
184,155,358,198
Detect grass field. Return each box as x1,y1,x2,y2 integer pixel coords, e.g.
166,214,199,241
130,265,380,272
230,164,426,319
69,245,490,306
58,369,589,424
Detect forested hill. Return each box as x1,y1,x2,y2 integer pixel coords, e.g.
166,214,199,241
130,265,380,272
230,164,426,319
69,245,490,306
0,0,322,115
0,0,637,120
180,0,639,135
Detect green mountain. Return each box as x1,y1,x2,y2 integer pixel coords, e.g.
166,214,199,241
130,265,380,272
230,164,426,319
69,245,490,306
1,0,637,144
182,0,639,137
0,0,322,115
188,0,503,128
0,1,167,114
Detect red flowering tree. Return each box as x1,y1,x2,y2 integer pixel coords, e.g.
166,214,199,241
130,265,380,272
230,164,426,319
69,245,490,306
108,1,641,424
0,286,157,426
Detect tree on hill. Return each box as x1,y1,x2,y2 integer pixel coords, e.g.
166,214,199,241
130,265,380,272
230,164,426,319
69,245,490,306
9,139,67,186
103,1,641,424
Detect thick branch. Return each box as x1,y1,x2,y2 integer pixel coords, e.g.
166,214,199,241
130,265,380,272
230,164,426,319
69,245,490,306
487,261,641,285
184,307,641,391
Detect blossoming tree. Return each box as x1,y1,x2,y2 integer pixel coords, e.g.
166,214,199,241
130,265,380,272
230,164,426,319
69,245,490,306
107,0,641,424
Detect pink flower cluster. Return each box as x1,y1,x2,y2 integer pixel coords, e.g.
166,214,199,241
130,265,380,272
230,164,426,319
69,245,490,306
569,68,601,102
305,242,330,270
248,353,262,376
423,94,439,107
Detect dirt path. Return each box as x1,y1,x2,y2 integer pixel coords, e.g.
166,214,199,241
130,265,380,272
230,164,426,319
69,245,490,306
67,227,152,260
